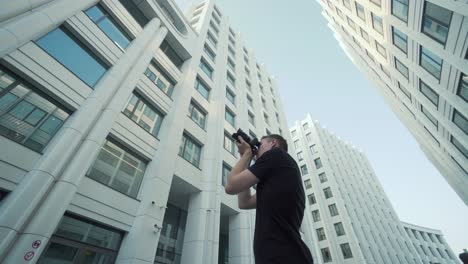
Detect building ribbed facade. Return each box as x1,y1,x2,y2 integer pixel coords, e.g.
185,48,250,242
291,114,438,264
402,222,459,263
0,0,315,263
317,0,467,205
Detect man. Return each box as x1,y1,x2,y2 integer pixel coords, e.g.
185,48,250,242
225,134,314,264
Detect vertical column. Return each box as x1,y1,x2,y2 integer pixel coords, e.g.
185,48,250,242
115,157,172,264
180,190,220,264
0,0,100,58
1,20,166,264
228,211,254,264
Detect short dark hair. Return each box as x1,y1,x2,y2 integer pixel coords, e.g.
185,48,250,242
262,134,288,152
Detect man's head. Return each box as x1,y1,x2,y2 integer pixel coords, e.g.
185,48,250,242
256,134,288,159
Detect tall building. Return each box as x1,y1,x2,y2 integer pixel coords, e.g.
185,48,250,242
316,0,468,205
0,0,310,263
291,114,429,264
402,222,459,263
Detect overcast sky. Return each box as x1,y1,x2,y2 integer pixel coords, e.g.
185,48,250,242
176,0,468,255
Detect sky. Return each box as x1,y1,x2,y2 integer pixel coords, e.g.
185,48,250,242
176,0,467,256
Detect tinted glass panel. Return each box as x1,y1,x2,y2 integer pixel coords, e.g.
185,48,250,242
36,27,108,88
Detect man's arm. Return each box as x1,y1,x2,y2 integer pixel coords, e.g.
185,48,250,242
224,138,258,209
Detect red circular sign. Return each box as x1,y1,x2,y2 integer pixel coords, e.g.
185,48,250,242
32,240,41,249
24,251,35,261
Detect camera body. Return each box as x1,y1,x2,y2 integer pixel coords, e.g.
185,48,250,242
231,129,261,154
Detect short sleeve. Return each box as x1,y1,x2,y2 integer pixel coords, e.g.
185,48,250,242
248,148,279,182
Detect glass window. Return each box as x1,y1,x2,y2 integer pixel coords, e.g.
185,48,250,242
308,193,316,204
229,36,236,46
85,5,132,50
294,140,299,149
420,47,443,80
247,95,253,108
38,214,122,263
419,80,439,106
245,80,252,91
291,130,297,138
306,133,312,142
297,151,303,161
222,162,231,186
123,92,164,137
226,88,235,105
355,2,365,21
342,0,351,10
0,189,9,205
329,203,339,216
179,133,202,167
227,72,236,86
316,228,326,241
376,41,387,58
395,58,409,79
144,61,175,97
227,58,235,71
314,158,323,169
458,74,468,102
300,165,309,175
347,17,356,31
453,109,467,135
188,100,206,129
422,1,453,45
321,247,332,262
228,46,236,57
334,222,346,236
212,12,221,24
0,69,70,152
263,113,269,124
204,44,216,62
392,0,408,22
194,77,210,100
224,132,236,155
398,82,412,99
319,172,327,183
392,27,408,54
199,59,213,79
372,13,384,35
324,187,333,199
207,31,218,47
156,204,187,263
310,144,318,153
336,8,344,19
304,180,312,190
421,105,438,127
225,108,235,127
118,0,149,27
341,243,353,259
370,0,381,7
312,210,321,222
209,21,219,35
36,27,108,88
160,40,184,69
87,139,147,198
360,28,369,42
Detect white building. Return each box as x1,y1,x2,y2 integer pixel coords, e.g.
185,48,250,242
402,222,459,264
291,114,432,264
0,0,312,263
316,0,468,205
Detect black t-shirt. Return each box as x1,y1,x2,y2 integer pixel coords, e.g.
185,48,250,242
248,147,314,264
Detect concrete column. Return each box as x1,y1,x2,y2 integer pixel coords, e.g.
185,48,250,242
0,20,166,264
114,160,172,264
0,0,100,58
228,212,254,264
180,190,221,264
0,0,55,23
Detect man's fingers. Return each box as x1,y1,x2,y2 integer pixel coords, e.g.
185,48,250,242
237,136,245,144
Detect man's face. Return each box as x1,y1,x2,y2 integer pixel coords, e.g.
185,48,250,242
256,138,276,159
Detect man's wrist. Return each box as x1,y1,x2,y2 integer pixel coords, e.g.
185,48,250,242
242,150,253,159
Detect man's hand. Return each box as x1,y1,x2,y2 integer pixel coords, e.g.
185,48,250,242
237,136,253,157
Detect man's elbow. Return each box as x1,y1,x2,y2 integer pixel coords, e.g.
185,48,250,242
224,184,238,195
